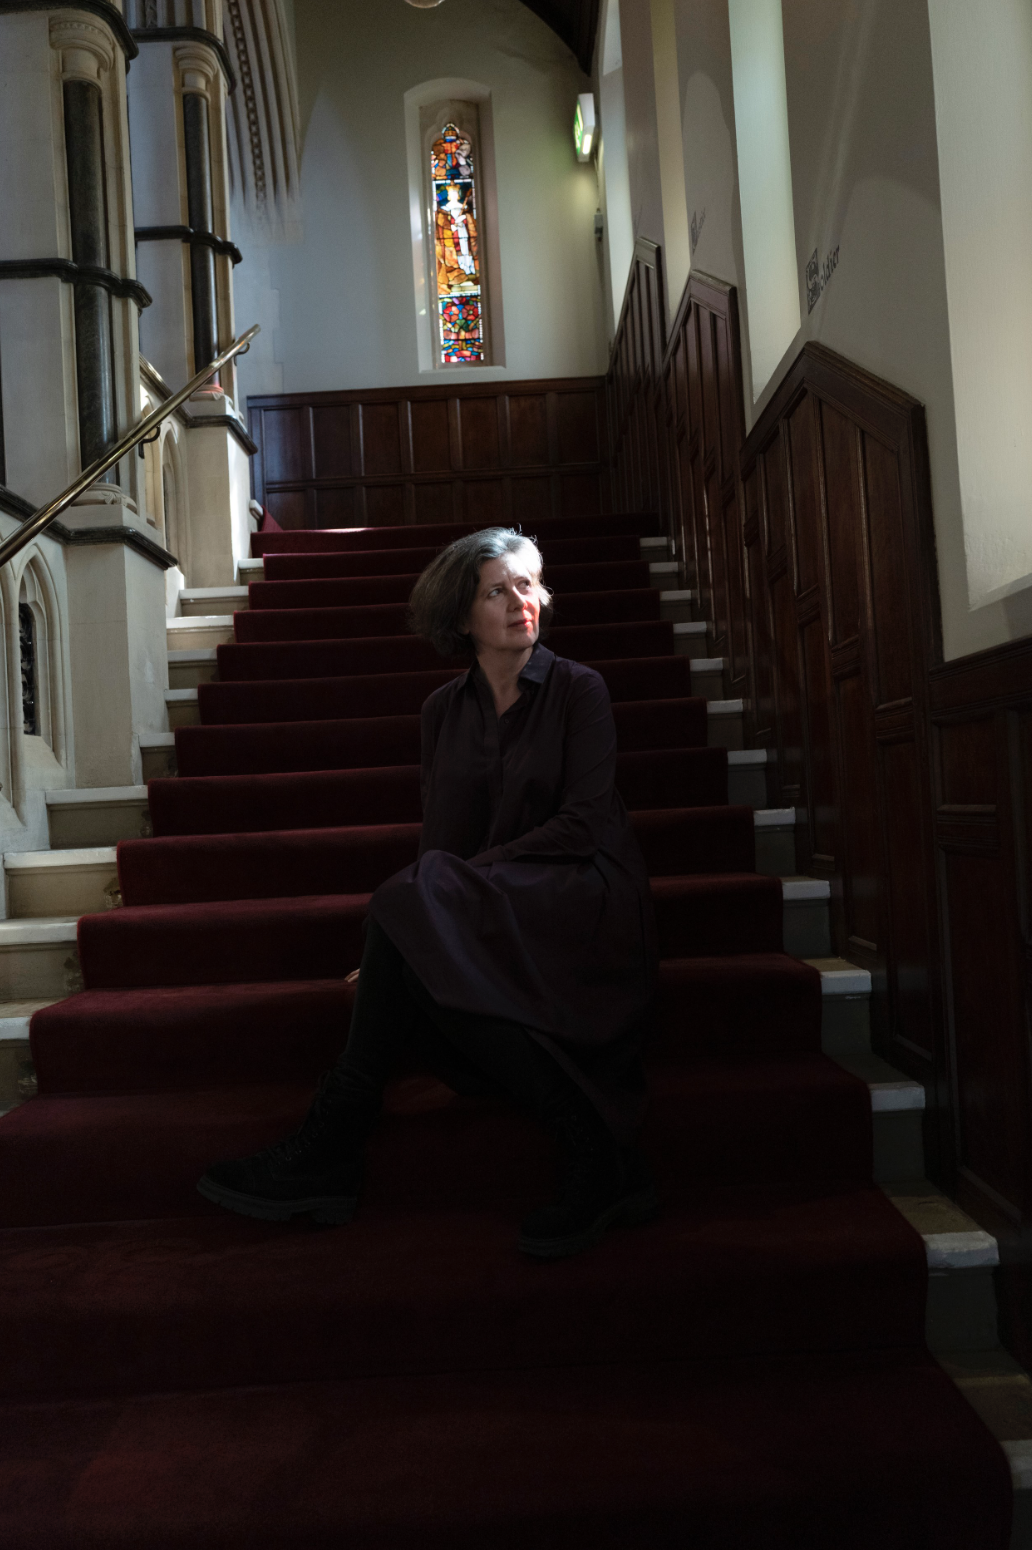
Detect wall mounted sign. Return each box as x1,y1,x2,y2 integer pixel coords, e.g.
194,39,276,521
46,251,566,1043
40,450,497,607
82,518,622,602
574,94,596,161
806,244,840,313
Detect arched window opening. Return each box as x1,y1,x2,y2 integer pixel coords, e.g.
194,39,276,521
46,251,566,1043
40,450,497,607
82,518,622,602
18,598,36,737
162,456,177,546
160,430,187,572
430,121,484,364
405,81,504,372
18,564,57,753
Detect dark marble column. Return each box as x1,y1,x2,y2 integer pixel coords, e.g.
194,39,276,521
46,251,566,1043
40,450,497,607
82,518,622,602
182,90,218,372
0,330,7,487
63,78,116,475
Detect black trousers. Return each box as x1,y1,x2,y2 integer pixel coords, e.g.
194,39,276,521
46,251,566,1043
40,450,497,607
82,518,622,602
332,919,574,1126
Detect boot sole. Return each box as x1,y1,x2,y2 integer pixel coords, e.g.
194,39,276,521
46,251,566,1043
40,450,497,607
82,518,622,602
197,1174,359,1226
517,1184,661,1260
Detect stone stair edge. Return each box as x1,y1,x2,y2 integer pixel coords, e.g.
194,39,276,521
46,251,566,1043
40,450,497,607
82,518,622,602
5,847,117,871
179,587,249,600
46,786,148,807
167,615,235,628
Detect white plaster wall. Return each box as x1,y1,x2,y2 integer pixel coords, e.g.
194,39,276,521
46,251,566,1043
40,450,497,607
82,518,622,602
615,0,665,258
777,0,1032,658
926,0,1032,612
647,0,1032,659
234,0,607,402
727,0,800,400
596,0,635,332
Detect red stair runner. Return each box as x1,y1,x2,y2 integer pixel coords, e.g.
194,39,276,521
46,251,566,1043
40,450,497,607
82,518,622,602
0,511,1010,1546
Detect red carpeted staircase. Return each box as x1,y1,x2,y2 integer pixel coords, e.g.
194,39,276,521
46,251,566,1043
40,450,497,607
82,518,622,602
0,512,1011,1547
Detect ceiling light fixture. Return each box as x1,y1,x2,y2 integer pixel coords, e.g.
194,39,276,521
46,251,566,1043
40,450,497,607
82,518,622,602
405,0,446,7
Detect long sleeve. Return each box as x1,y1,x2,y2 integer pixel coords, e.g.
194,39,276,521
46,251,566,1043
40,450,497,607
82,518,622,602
469,672,617,866
419,692,445,813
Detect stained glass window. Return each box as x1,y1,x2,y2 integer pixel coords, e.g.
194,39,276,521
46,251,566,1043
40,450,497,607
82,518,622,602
430,122,485,364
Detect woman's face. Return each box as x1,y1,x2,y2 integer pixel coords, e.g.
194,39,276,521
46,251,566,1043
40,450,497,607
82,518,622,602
464,548,543,656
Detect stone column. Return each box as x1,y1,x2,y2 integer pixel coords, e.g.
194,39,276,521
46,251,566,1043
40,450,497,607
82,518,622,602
63,73,118,473
128,2,254,588
0,7,171,801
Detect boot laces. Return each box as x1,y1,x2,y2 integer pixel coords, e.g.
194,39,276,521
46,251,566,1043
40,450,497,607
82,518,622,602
266,1073,345,1168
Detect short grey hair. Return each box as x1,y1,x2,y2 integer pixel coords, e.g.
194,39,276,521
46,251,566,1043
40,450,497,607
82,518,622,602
408,527,551,658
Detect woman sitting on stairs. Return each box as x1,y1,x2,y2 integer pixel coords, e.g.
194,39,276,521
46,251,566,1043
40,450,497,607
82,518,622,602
199,526,660,1258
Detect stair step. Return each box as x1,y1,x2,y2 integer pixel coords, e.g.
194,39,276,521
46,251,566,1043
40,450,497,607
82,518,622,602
140,732,177,781
886,1181,1001,1356
217,621,681,680
69,874,783,994
167,648,219,689
781,876,832,957
940,1347,1032,1514
0,916,80,1000
810,957,874,1062
706,698,744,750
671,620,709,650
4,846,119,918
45,785,150,850
649,560,681,575
676,633,723,672
178,586,249,617
165,688,200,729
166,615,236,651
813,958,873,995
0,1353,1008,1547
172,684,743,741
0,998,52,1109
754,806,795,873
0,1066,999,1370
728,747,770,807
659,591,695,622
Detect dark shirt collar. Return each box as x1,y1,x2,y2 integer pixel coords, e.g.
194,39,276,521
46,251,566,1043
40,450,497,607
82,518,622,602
518,641,553,684
466,641,554,693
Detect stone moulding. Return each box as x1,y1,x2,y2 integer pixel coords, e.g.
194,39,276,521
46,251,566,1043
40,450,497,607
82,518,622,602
0,260,152,311
130,24,236,91
224,0,301,236
135,226,243,267
0,488,178,570
0,0,137,58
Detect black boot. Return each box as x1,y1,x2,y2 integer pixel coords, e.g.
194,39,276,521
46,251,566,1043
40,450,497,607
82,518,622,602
197,1073,373,1225
518,1093,660,1259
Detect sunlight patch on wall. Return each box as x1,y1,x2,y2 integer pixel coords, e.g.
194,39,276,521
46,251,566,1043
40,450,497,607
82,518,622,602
928,0,1032,609
728,0,800,400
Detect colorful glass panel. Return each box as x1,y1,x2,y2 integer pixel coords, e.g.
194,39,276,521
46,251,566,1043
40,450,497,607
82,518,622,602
431,122,484,365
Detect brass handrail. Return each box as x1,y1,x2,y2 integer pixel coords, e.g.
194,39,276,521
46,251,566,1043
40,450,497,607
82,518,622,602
0,323,261,570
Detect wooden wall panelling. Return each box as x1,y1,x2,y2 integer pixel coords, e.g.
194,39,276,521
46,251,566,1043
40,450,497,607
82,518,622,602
248,376,610,531
609,244,1032,1286
605,240,666,523
740,345,947,1172
930,641,1032,1241
650,272,750,709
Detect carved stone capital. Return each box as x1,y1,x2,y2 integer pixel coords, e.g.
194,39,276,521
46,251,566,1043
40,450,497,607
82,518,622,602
50,15,117,81
174,40,220,98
